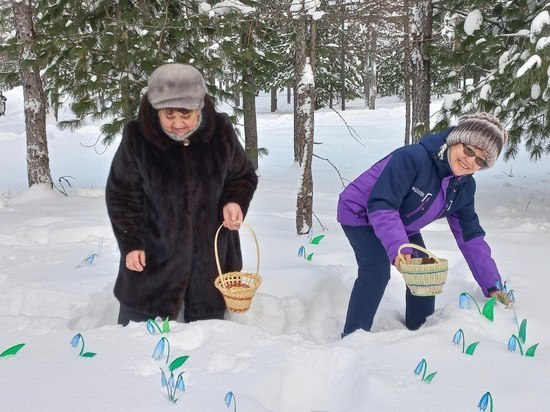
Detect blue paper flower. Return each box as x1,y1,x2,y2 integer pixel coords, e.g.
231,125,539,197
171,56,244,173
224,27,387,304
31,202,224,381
478,391,493,411
69,332,96,357
146,320,156,335
77,252,99,267
176,374,185,392
225,391,236,411
156,345,188,403
452,329,463,346
413,359,426,376
478,392,489,410
152,338,166,361
413,358,437,383
225,391,234,406
70,333,82,348
507,336,518,352
496,280,516,303
459,293,471,309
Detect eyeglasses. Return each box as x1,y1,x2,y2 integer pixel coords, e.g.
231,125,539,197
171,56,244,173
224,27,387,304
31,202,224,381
462,144,488,168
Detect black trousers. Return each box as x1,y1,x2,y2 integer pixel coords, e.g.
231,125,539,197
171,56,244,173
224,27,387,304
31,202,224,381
117,304,157,326
117,304,226,326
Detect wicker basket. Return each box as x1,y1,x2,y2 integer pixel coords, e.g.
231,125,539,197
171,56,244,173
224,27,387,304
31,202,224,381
214,222,262,313
398,243,448,296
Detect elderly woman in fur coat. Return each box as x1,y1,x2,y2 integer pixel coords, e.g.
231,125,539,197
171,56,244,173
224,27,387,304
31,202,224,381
106,64,258,325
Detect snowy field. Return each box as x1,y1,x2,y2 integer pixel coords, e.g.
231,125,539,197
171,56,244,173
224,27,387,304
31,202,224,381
1,87,549,411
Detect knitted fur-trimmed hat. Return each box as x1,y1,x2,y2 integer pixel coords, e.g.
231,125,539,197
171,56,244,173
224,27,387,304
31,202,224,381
147,64,206,110
446,112,508,169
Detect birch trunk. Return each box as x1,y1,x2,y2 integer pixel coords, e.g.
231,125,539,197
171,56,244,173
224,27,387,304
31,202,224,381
410,0,432,143
13,0,52,188
293,3,315,235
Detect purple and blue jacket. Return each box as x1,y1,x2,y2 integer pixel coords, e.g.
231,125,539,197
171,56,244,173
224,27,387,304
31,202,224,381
337,129,502,296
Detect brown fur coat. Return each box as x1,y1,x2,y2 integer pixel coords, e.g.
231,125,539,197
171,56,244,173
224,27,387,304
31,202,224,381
106,95,257,321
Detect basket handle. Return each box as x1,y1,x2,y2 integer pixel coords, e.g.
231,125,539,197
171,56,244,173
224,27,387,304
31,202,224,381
397,243,441,264
214,221,260,290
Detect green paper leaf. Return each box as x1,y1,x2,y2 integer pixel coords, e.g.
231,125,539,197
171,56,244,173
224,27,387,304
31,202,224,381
424,372,437,384
0,343,25,357
482,297,496,321
169,355,189,371
465,341,480,355
81,352,97,358
526,343,539,357
162,316,171,334
310,234,325,245
306,253,314,261
519,319,527,344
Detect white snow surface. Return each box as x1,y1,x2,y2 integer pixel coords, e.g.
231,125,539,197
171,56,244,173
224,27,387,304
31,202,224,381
1,87,549,411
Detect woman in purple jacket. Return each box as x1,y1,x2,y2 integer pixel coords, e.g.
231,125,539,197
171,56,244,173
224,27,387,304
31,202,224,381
337,113,511,336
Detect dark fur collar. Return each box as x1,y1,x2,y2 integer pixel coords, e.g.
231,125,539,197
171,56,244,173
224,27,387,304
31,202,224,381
137,94,217,150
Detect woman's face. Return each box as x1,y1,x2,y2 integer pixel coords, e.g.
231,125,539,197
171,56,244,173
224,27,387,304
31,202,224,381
158,108,200,137
448,143,487,176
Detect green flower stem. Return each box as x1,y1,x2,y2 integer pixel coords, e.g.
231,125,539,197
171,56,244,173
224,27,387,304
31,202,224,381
79,336,85,356
511,335,524,356
152,320,163,333
421,360,427,381
164,338,171,365
464,292,482,314
488,392,494,412
458,329,465,353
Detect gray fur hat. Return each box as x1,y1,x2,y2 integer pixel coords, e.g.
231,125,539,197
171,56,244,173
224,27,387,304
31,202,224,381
147,64,206,110
446,112,508,169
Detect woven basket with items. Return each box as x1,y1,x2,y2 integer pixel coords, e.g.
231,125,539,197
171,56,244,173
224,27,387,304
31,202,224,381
214,222,262,313
397,243,448,296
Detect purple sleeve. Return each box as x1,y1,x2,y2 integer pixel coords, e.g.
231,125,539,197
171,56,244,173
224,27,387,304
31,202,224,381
447,214,502,296
367,151,418,263
369,209,411,263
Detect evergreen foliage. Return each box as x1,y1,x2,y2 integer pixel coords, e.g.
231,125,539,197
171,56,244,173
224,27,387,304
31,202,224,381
33,0,211,144
433,0,550,161
0,1,549,161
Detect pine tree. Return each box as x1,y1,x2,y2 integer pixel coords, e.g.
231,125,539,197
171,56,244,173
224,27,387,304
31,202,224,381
433,0,550,161
33,0,213,144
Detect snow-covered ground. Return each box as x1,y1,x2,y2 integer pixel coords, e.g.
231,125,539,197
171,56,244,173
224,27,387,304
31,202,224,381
1,87,549,411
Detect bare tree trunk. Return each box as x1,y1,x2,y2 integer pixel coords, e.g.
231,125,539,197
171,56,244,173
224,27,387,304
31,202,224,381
13,0,52,188
410,0,432,143
294,10,306,164
295,59,314,235
241,28,258,169
294,5,315,235
339,0,346,111
270,87,277,112
403,0,411,145
233,71,241,107
287,85,291,104
363,29,370,107
310,18,317,74
367,30,377,110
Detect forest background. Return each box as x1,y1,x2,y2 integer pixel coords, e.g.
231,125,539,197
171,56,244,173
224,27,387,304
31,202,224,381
1,0,549,233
